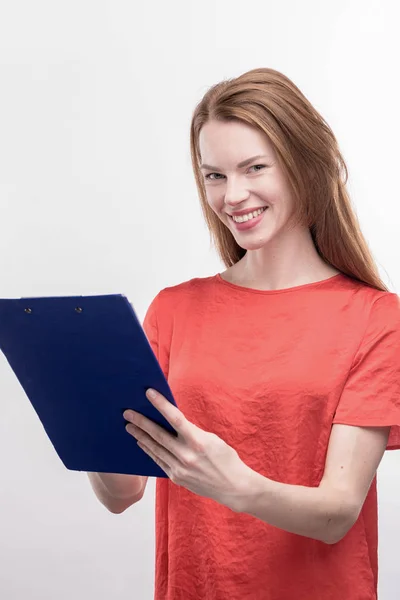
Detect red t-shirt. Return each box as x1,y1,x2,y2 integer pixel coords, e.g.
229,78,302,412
143,272,400,600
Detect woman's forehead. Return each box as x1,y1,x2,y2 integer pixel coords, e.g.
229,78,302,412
198,120,276,165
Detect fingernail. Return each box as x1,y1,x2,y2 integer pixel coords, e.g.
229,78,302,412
147,388,157,399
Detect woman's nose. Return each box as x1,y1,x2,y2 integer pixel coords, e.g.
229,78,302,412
224,178,250,206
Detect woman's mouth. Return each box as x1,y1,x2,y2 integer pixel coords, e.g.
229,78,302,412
229,207,268,231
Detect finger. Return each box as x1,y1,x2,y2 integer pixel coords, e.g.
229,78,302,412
145,388,194,439
137,440,171,476
126,423,178,466
126,416,181,458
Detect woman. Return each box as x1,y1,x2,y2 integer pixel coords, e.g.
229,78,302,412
88,68,400,599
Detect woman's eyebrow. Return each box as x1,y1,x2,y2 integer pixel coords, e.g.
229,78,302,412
200,154,268,171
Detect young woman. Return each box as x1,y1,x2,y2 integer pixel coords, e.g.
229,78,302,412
88,68,400,599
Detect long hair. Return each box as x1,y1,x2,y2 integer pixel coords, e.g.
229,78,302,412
189,68,389,292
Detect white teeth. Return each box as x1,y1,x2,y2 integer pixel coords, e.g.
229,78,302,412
232,207,267,223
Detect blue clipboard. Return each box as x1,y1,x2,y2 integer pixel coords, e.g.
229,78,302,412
0,294,177,478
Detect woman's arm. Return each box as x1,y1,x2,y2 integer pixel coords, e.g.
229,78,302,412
87,472,148,514
238,424,390,544
123,390,390,542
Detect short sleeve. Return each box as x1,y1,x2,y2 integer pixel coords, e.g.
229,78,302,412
143,293,160,361
333,292,400,450
142,290,171,379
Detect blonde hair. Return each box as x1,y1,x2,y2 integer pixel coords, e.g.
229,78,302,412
190,68,389,292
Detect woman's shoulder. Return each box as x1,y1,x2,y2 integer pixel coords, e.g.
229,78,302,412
345,276,399,310
148,274,218,317
157,274,217,301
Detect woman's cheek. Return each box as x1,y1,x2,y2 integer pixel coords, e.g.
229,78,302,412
207,190,224,214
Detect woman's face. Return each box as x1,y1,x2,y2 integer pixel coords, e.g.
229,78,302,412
198,119,297,250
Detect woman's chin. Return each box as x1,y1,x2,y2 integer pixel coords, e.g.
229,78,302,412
235,235,270,251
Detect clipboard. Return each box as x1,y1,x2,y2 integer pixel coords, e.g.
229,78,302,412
0,293,177,478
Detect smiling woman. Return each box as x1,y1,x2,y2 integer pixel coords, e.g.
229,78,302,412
88,67,400,600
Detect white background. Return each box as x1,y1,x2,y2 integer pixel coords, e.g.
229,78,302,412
0,1,399,598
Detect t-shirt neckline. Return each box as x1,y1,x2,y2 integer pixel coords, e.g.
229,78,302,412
214,272,345,295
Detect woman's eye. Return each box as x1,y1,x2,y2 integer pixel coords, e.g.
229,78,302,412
204,165,266,181
249,164,266,172
205,172,224,181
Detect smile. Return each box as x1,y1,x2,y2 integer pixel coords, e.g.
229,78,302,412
230,207,268,223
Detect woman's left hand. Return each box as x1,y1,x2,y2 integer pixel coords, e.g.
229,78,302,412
123,388,253,512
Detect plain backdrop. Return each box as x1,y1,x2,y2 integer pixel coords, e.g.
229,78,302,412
0,1,399,598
